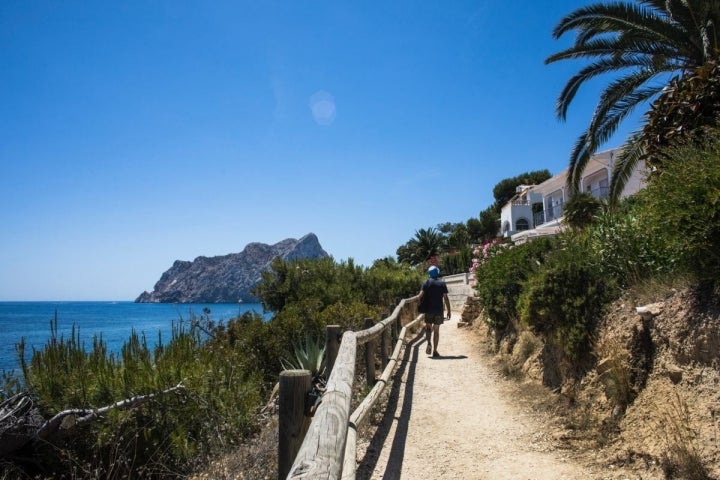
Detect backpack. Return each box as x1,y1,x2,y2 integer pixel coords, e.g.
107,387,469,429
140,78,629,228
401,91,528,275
417,294,427,313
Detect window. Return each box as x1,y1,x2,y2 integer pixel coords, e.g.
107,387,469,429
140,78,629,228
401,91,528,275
516,218,529,231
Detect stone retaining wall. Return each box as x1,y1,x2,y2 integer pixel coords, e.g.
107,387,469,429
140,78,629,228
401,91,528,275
442,272,476,312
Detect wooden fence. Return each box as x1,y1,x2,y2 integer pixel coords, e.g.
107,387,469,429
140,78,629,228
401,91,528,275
279,294,423,479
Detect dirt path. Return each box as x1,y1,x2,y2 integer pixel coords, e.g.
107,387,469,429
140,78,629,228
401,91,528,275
355,313,613,480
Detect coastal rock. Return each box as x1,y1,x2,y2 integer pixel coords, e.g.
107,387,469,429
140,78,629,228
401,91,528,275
135,233,329,303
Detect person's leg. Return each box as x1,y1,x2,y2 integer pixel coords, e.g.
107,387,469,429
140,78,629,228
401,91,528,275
425,323,432,354
433,324,440,355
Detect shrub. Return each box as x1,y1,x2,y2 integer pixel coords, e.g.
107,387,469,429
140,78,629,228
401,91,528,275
313,300,380,332
440,246,473,275
15,314,264,479
636,136,720,282
517,235,618,359
584,207,676,288
254,256,421,317
474,237,554,331
208,311,286,383
362,258,424,309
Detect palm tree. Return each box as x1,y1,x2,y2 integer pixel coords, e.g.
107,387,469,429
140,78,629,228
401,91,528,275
563,191,603,230
396,227,446,265
546,0,720,201
413,227,445,263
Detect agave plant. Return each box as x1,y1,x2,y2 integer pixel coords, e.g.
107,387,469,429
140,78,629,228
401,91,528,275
281,335,326,380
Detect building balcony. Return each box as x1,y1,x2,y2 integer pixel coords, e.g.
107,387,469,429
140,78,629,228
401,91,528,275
534,203,564,227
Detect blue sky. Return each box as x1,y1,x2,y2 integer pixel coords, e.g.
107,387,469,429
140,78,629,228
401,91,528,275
1,1,643,301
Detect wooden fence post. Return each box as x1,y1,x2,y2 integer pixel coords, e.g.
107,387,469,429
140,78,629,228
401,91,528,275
278,369,312,480
363,318,376,387
325,325,341,379
380,326,389,370
396,306,403,337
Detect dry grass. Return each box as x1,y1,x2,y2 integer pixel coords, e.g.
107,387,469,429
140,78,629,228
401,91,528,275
625,273,694,305
514,330,542,365
595,335,635,410
189,417,278,480
496,330,542,379
655,390,711,480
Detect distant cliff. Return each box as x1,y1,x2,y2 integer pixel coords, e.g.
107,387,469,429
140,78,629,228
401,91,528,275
135,233,329,303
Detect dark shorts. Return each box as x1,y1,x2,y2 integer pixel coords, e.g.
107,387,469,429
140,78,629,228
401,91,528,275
425,313,444,325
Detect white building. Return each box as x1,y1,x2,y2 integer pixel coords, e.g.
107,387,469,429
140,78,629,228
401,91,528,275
499,147,647,243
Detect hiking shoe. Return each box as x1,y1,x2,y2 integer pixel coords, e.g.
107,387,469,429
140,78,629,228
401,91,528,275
426,343,432,355
433,351,440,358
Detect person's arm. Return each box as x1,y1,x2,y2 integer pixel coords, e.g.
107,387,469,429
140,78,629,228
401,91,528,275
443,293,451,319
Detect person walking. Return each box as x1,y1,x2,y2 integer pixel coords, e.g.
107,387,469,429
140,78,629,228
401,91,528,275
419,265,451,357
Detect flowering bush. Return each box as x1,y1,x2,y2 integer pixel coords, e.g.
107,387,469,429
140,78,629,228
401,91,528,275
469,239,510,273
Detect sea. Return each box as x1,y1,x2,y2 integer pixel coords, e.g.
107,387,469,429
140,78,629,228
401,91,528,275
0,301,267,375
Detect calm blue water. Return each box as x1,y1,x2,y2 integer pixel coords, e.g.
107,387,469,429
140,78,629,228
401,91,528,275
0,302,267,374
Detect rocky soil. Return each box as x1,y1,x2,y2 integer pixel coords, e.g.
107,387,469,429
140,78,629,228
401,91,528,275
570,285,720,479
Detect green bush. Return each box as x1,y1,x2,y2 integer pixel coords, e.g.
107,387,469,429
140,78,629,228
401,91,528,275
636,136,720,282
208,310,287,383
473,238,554,331
361,257,424,309
517,236,618,359
440,246,473,275
252,256,421,335
313,300,380,332
583,207,676,288
253,256,421,316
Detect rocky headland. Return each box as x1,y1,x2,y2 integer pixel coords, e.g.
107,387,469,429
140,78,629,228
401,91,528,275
135,233,329,303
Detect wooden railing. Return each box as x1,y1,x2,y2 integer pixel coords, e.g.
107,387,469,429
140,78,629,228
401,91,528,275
280,295,423,479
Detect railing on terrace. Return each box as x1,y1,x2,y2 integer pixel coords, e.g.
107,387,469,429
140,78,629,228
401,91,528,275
533,210,545,227
279,295,424,480
534,202,564,227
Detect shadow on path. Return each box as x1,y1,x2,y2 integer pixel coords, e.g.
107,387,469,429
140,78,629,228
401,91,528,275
356,331,424,480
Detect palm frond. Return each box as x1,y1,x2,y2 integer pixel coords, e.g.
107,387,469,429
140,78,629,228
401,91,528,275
552,55,665,119
550,0,720,189
590,75,662,134
568,131,596,193
569,80,658,191
552,2,662,40
609,131,646,203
